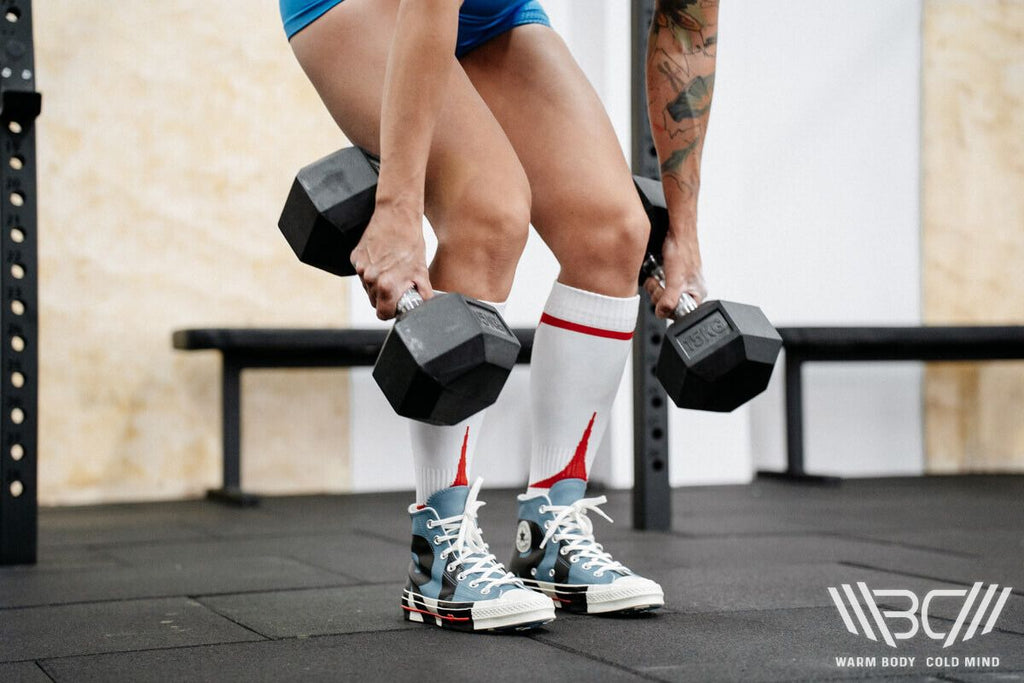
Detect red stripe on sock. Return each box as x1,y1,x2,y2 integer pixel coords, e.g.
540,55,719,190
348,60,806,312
450,426,470,488
539,313,634,340
529,412,596,489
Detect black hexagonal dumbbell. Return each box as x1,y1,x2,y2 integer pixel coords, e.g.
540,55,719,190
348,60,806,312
633,176,782,412
278,147,521,425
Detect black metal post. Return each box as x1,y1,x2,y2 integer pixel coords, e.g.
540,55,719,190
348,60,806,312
631,0,671,531
207,354,258,506
784,356,804,475
756,352,839,485
0,0,41,565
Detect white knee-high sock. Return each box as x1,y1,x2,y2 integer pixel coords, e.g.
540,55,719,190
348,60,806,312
527,282,638,495
409,299,507,504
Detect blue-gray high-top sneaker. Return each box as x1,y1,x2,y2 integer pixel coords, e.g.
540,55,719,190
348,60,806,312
403,478,555,632
510,478,664,614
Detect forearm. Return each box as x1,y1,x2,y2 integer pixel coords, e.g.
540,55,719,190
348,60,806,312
376,0,460,221
646,0,719,237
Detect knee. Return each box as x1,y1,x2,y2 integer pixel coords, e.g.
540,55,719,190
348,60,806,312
443,189,531,269
565,199,650,281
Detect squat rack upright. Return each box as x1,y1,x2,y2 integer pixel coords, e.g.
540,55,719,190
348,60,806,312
0,0,40,566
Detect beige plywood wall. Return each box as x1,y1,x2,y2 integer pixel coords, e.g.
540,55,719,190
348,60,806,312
922,0,1024,472
35,2,352,503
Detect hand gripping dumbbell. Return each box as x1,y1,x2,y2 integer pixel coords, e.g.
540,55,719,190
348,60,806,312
633,176,783,412
278,147,521,425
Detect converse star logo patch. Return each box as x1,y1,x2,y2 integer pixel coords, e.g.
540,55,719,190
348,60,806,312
515,520,532,553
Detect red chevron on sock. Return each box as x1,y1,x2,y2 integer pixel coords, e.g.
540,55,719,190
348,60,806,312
450,426,470,487
529,412,596,489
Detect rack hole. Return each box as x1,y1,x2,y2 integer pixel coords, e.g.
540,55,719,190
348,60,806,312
11,335,24,352
7,120,21,134
9,155,23,170
5,8,20,23
11,371,24,388
10,480,23,497
10,407,23,424
10,443,23,461
650,333,662,346
651,396,663,409
11,299,24,315
652,428,664,440
652,459,665,472
9,191,24,207
11,263,24,279
10,227,24,243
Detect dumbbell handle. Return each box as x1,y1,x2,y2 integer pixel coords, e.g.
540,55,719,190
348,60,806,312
396,288,424,316
641,254,700,319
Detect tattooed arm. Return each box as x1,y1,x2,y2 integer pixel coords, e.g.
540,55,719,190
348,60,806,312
644,0,719,317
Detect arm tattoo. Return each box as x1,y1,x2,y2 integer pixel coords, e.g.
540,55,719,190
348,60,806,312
648,0,718,189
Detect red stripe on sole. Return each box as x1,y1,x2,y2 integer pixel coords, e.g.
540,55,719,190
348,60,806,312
402,604,471,622
539,313,634,340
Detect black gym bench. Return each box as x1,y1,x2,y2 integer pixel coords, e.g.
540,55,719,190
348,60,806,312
172,327,536,506
766,325,1024,482
174,324,1024,513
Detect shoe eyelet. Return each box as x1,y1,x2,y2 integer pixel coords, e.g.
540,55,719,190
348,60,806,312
559,548,567,556
594,571,605,578
426,520,435,529
570,555,579,564
530,567,537,577
432,537,441,546
548,569,555,577
538,505,547,513
446,563,455,572
582,562,592,570
457,572,467,581
543,521,551,530
469,580,480,588
481,588,491,595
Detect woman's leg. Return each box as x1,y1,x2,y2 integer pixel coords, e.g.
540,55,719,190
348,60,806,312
286,0,555,633
460,24,649,489
460,25,649,298
460,26,663,613
290,2,529,503
289,0,530,504
289,0,531,304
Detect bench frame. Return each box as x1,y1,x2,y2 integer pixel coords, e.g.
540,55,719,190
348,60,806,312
173,328,535,507
764,326,1024,481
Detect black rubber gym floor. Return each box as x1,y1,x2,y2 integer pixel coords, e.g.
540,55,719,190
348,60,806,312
2,475,1023,682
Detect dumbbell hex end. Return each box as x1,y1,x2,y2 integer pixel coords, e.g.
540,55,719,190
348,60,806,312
657,300,782,412
372,294,521,425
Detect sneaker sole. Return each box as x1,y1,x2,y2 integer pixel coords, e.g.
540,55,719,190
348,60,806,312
520,578,664,615
401,589,555,632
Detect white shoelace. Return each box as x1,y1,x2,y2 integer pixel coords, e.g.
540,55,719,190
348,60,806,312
538,496,630,578
425,478,523,595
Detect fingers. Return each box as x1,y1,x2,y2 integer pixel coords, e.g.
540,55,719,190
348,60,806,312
642,277,660,301
352,254,433,321
644,275,708,320
371,272,412,321
655,291,679,320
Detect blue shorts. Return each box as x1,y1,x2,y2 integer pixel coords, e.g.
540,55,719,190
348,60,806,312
280,0,551,57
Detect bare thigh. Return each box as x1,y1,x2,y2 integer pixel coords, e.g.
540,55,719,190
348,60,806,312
288,0,531,301
460,25,650,298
